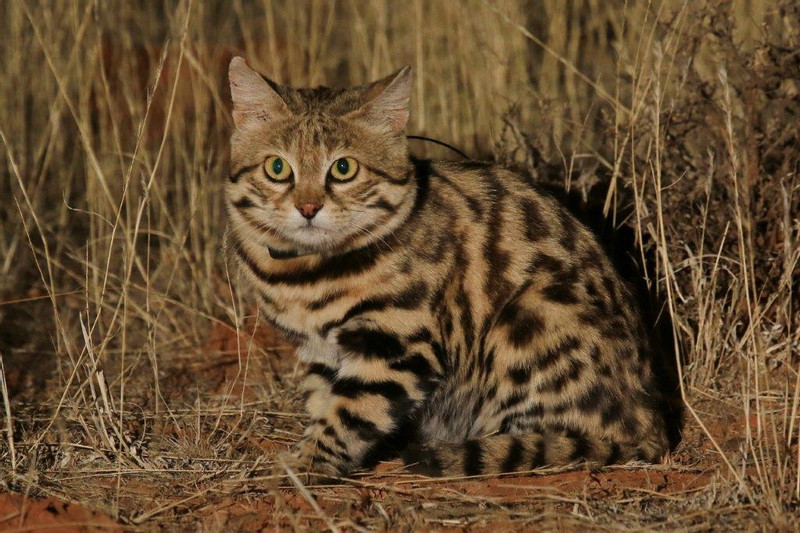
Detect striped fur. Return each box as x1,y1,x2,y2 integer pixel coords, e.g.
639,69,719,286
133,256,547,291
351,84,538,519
226,57,669,479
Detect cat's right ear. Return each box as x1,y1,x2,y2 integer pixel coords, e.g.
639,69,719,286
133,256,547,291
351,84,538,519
229,57,289,129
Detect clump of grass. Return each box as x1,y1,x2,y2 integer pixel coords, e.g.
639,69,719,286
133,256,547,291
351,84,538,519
1,0,798,529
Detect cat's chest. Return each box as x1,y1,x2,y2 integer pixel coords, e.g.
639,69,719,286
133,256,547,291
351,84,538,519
260,286,348,364
266,294,328,339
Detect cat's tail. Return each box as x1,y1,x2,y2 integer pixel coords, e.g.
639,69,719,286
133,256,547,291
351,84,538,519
402,432,666,477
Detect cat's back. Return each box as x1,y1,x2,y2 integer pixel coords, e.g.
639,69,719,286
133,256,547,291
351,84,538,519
415,158,587,253
405,159,611,303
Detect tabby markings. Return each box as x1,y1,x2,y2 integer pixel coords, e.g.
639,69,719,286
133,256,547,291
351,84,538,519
229,163,260,183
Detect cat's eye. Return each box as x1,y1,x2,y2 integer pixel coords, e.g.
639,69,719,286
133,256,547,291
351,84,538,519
328,157,359,182
264,156,293,182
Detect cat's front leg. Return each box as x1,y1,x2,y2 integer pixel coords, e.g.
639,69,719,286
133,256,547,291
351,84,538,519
274,362,340,482
284,326,437,482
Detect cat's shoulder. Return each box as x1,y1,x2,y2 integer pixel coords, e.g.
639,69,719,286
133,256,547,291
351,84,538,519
427,158,501,177
423,158,550,201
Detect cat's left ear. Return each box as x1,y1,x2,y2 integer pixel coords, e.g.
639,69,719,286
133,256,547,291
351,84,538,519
349,66,412,133
229,56,290,129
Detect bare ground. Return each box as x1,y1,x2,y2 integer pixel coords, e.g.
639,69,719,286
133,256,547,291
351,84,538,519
1,317,792,531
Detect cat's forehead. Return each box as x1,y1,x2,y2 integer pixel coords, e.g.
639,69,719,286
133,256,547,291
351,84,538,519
273,87,367,150
289,115,355,154
278,85,366,116
235,103,357,157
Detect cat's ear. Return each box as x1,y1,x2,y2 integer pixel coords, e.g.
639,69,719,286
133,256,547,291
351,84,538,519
229,56,290,129
349,66,412,132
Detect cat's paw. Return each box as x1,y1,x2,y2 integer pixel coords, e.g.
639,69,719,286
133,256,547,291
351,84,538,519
402,442,445,476
272,446,341,486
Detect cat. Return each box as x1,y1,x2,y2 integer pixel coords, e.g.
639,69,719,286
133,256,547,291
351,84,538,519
225,56,669,480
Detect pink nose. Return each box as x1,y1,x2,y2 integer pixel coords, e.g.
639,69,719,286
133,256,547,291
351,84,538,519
296,202,323,219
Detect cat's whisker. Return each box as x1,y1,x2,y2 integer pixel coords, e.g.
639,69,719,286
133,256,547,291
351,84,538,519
227,221,272,245
349,222,396,253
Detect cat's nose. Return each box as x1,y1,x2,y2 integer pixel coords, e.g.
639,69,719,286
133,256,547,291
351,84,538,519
295,202,323,220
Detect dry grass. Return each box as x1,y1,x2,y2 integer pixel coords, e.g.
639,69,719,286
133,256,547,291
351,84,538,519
1,0,798,530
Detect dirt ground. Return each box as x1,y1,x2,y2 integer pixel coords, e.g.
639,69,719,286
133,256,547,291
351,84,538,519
1,319,787,531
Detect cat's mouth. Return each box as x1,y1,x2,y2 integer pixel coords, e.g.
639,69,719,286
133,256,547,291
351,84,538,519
295,219,328,233
277,212,371,255
285,223,339,250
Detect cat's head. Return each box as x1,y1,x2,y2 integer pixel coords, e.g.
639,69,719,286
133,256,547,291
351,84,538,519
226,57,415,256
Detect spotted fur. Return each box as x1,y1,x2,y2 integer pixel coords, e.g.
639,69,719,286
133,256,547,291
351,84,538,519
225,57,669,479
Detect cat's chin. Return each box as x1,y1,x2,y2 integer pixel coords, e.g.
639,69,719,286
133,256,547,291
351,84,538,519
279,229,381,258
276,213,394,255
280,229,348,255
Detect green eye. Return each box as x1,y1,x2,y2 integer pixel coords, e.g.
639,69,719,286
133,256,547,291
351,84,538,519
329,157,359,181
264,156,292,182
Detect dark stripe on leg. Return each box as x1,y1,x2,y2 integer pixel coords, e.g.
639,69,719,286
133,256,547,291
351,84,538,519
331,378,409,403
606,442,622,465
389,353,435,379
337,407,383,441
402,443,443,476
316,440,348,461
337,328,405,359
463,440,484,476
323,425,349,451
531,439,546,468
501,438,525,472
308,363,337,382
570,435,591,461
